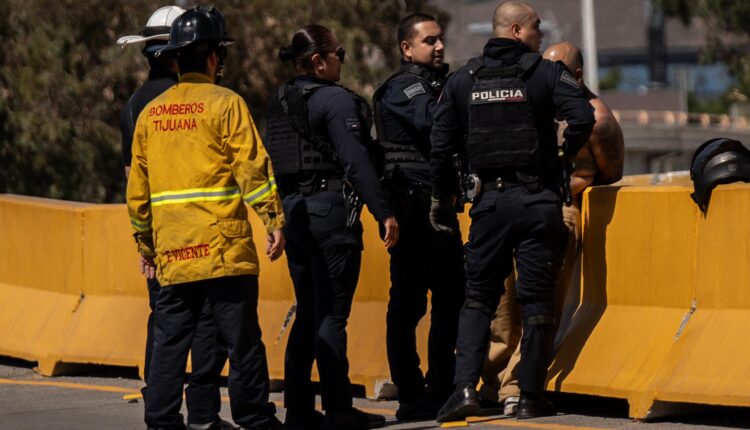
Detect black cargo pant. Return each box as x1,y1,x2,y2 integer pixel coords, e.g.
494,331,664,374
144,275,276,430
282,191,363,417
385,187,465,404
145,278,227,425
454,186,567,395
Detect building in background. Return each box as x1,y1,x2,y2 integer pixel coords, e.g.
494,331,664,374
433,0,750,174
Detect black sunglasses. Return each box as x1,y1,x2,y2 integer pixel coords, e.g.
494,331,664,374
324,47,346,62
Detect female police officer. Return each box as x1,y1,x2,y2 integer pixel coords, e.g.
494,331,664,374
263,25,398,430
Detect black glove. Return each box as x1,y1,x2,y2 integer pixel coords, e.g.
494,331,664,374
430,196,457,234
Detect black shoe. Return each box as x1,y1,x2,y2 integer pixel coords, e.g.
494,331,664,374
284,409,324,430
322,407,385,430
395,397,439,421
188,419,238,430
476,396,504,417
240,416,283,430
436,385,481,423
516,395,556,419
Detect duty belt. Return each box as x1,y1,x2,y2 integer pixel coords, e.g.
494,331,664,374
297,177,345,195
480,175,520,192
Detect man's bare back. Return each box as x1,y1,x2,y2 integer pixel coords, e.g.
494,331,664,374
544,41,624,196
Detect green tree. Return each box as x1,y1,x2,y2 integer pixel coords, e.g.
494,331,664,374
660,0,750,96
0,0,158,202
0,0,446,203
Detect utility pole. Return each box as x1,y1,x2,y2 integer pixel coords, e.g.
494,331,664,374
647,0,668,88
581,0,599,93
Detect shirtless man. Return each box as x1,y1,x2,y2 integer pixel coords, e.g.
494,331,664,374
549,41,624,196
478,40,624,417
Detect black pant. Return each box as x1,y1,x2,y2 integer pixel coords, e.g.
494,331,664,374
145,278,227,425
454,186,567,395
385,188,464,403
282,191,363,415
144,275,276,430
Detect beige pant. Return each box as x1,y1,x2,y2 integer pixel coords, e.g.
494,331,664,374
478,203,581,402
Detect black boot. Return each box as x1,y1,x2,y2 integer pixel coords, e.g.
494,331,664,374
322,407,385,430
187,419,238,430
436,384,481,423
516,394,556,419
284,409,324,430
395,395,440,421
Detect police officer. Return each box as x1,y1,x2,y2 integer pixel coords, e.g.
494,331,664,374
117,7,231,429
372,13,464,421
264,24,398,430
479,41,626,417
127,6,285,430
430,1,594,422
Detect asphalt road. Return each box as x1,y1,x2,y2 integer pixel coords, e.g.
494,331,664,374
0,357,748,430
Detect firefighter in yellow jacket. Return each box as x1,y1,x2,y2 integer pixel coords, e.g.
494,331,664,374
126,6,284,430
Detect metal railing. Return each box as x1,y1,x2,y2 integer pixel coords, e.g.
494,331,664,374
612,110,748,129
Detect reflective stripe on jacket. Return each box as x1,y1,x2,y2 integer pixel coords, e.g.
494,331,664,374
126,72,285,286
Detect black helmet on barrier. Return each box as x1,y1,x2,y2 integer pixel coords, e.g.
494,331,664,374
690,137,750,212
156,5,234,57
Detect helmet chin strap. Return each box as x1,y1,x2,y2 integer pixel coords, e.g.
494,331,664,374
215,46,228,84
215,63,224,84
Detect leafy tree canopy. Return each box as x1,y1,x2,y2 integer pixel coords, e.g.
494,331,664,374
0,0,446,202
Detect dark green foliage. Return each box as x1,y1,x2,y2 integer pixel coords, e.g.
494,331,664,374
687,91,731,114
0,0,446,203
660,0,750,97
598,68,622,91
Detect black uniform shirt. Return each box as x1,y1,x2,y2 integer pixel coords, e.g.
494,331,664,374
378,62,447,185
430,38,595,198
120,67,178,168
294,76,393,222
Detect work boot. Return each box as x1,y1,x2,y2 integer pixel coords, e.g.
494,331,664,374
436,384,481,423
284,409,324,430
516,394,556,419
322,407,385,430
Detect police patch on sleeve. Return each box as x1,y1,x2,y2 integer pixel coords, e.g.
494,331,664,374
403,83,426,99
560,71,580,89
345,116,361,131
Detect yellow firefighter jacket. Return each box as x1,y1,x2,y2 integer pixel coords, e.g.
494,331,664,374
126,72,285,286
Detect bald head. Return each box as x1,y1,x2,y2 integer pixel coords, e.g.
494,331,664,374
543,41,584,74
493,1,535,36
492,1,543,52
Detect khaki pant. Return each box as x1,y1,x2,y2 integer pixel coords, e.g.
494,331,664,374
479,203,581,402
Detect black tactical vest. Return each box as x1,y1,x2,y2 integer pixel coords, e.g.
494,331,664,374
465,53,541,173
372,63,447,171
264,81,341,176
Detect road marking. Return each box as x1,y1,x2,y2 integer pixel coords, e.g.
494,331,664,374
0,378,612,429
469,416,611,430
441,421,469,427
0,378,135,394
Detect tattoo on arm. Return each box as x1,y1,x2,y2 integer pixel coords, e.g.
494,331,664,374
598,119,622,162
590,116,625,184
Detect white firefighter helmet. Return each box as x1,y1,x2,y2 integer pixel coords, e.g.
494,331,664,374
117,5,187,53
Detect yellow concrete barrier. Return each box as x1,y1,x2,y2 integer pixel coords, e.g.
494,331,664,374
0,195,90,374
650,184,750,409
548,183,750,418
0,194,413,396
0,194,296,380
4,179,750,410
